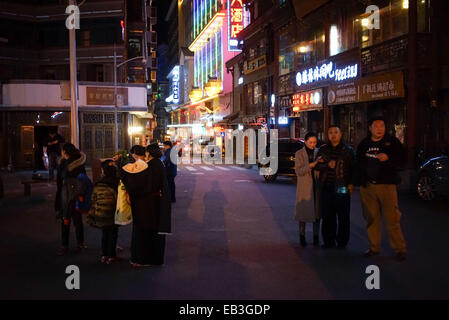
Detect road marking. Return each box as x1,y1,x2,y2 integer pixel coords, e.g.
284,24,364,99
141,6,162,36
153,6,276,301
215,166,230,171
192,172,204,175
234,180,251,183
185,166,196,171
232,166,247,171
200,166,214,171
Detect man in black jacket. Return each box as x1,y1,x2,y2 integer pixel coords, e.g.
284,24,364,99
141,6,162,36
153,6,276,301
44,128,65,181
356,117,407,261
317,126,355,249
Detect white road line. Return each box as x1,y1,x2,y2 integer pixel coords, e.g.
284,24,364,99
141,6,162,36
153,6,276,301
185,166,196,171
200,166,214,171
215,166,230,171
232,166,247,171
192,172,204,175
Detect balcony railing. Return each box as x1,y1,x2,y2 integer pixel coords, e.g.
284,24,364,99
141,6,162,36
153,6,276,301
361,33,431,75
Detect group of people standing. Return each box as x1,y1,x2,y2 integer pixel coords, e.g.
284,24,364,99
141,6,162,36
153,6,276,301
53,140,177,268
294,117,408,261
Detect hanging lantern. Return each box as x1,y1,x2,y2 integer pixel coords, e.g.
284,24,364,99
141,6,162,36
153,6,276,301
189,87,203,103
205,78,222,97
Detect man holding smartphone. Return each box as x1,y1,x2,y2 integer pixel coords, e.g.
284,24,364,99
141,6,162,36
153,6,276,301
316,126,356,249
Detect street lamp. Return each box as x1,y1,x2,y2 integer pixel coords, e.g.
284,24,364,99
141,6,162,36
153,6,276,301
113,44,146,153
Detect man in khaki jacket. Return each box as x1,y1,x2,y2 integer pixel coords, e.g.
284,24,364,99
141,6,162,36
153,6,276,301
355,117,407,261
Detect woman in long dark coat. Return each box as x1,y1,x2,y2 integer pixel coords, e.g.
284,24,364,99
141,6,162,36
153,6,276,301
55,143,88,255
118,145,171,267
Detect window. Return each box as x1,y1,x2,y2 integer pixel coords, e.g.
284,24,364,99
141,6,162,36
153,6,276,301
329,25,342,56
351,0,410,49
128,37,142,58
81,30,90,47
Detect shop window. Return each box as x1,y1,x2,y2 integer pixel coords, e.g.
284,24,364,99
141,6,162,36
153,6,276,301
354,0,409,49
95,129,103,149
279,34,294,76
247,84,253,106
84,129,92,150
128,37,142,59
329,25,342,56
105,128,113,149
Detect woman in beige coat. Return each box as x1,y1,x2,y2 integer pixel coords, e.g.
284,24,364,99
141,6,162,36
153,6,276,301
295,132,321,246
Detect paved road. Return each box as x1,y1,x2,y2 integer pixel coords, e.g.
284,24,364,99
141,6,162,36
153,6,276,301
0,165,448,299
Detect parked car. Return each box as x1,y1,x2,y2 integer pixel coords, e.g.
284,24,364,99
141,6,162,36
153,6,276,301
258,138,305,182
417,155,449,200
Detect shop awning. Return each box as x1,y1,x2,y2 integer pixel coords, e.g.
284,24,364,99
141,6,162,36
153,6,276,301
223,111,240,121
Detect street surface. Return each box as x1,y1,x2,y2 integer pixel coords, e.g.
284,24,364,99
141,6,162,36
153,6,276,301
0,164,448,299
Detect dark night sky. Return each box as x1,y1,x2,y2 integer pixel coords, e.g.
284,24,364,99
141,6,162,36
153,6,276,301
153,0,171,47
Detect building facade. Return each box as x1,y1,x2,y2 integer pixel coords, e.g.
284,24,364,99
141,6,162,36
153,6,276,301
226,0,449,175
0,0,158,168
164,0,250,151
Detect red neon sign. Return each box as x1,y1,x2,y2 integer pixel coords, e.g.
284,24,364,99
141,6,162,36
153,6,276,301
229,0,244,50
292,89,322,112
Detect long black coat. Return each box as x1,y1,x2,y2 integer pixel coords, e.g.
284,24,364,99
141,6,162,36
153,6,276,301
119,159,171,233
55,153,87,218
147,158,172,234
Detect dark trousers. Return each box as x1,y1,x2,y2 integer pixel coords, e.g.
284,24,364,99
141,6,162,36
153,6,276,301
61,211,84,247
321,186,351,247
167,175,176,202
102,226,118,257
48,152,59,180
131,226,166,265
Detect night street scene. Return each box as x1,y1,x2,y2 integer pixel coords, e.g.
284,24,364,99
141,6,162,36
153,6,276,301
1,0,449,308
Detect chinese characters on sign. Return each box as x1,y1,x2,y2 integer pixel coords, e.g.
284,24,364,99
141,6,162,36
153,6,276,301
292,89,323,112
228,0,245,51
296,62,359,87
86,87,128,106
172,66,180,104
327,71,405,105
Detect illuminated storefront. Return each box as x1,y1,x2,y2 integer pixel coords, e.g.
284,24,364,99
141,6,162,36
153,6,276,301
188,0,250,133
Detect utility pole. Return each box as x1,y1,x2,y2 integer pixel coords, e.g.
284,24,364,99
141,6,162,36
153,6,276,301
68,0,79,147
114,43,119,153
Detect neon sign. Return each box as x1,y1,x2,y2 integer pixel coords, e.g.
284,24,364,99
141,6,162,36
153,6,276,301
292,89,323,112
172,66,180,104
296,62,358,87
228,0,247,51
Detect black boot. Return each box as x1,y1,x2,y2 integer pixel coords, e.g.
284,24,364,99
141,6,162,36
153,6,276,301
313,236,319,246
300,235,307,247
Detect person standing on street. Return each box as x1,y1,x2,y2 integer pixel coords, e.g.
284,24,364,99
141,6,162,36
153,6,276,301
316,126,355,249
355,117,407,261
44,128,65,181
86,160,120,264
55,143,89,255
162,141,177,203
294,132,321,247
